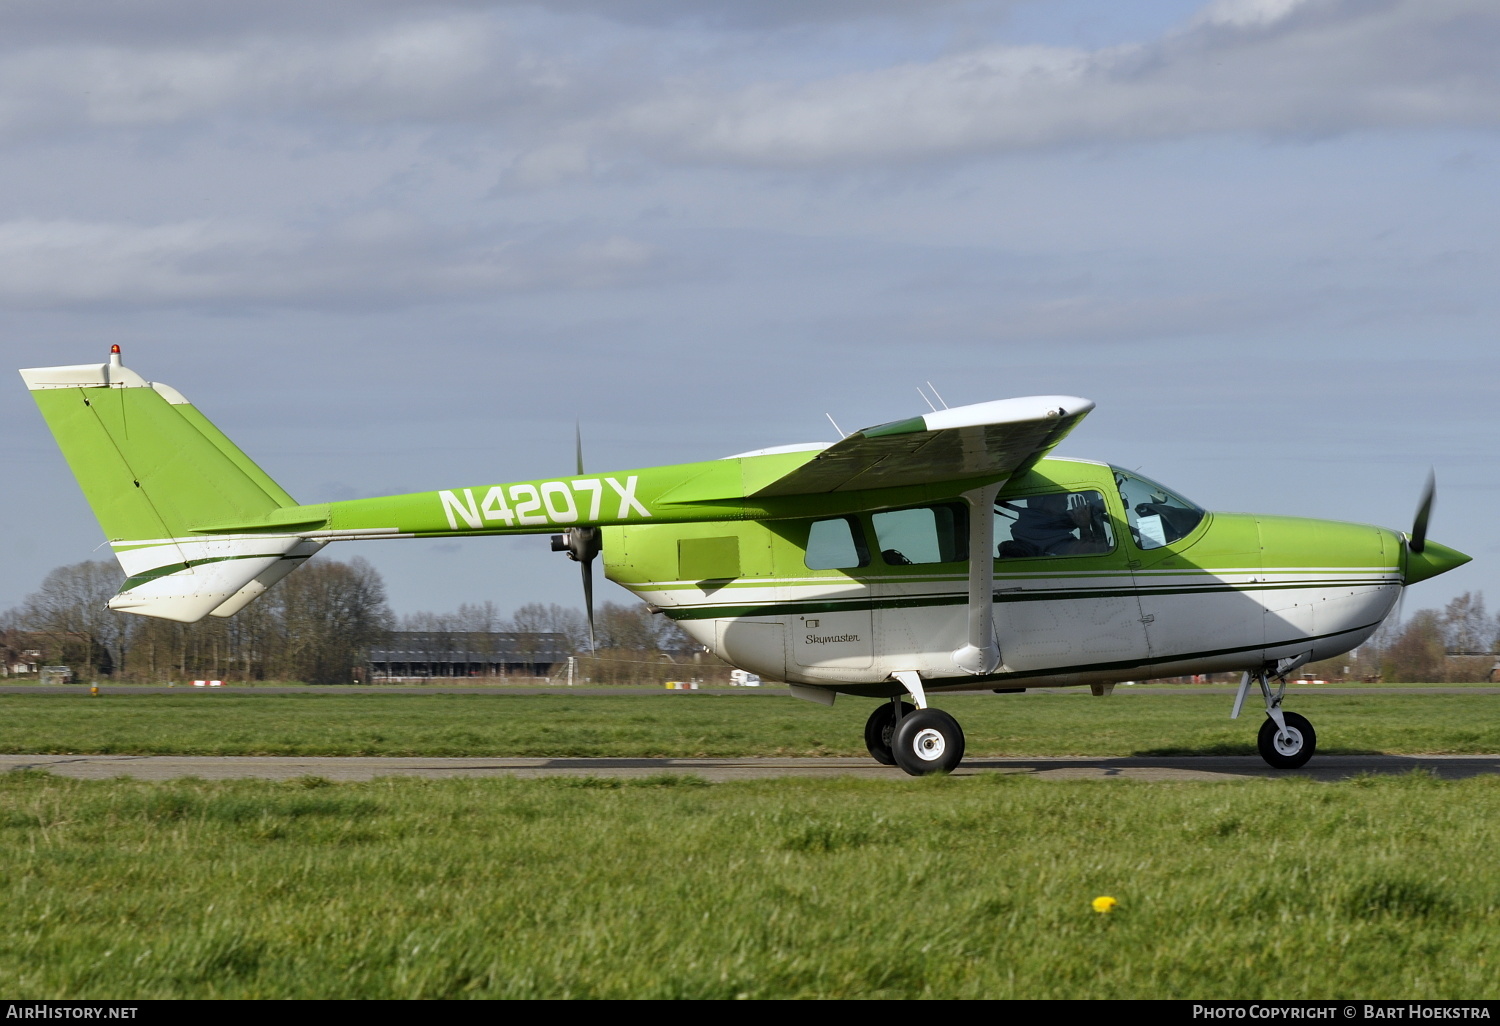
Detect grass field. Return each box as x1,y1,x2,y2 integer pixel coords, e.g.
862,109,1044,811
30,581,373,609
3,690,1499,999
2,770,1497,999
1,690,1499,757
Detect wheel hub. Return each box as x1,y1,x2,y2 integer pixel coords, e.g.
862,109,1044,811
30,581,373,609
912,727,945,761
1273,727,1303,756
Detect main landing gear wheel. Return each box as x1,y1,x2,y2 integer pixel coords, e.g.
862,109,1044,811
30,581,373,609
891,708,965,776
864,701,915,766
1258,711,1316,769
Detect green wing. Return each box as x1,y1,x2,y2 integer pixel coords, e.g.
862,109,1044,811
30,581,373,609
753,396,1094,497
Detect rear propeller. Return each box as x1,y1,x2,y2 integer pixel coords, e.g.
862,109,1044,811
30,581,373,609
550,424,601,651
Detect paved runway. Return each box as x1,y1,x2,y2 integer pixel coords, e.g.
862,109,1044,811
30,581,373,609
4,753,1499,782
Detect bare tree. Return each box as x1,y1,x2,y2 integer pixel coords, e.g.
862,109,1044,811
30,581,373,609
510,602,586,657
1441,592,1493,655
18,560,127,678
275,556,393,684
1381,609,1446,683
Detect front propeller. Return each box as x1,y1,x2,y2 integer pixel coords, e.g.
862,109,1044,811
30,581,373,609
1408,470,1435,555
1398,470,1470,594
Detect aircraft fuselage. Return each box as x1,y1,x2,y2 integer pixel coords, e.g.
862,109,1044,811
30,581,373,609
605,457,1442,696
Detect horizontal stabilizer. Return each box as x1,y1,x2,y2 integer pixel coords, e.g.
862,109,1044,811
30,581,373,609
107,534,317,623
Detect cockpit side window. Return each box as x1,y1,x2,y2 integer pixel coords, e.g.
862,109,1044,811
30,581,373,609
994,490,1114,559
872,504,968,566
804,516,870,570
1113,469,1206,550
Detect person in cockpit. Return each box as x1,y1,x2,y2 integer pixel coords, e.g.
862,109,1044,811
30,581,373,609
998,492,1110,558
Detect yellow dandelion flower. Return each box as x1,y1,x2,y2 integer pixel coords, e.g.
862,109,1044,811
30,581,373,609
1091,895,1119,914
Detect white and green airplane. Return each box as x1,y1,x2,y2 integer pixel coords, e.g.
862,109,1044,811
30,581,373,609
22,347,1470,775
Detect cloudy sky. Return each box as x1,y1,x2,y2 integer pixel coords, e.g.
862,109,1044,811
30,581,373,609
3,0,1497,623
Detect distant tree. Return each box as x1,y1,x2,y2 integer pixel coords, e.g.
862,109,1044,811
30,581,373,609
457,600,504,664
1381,609,1446,683
597,601,658,651
1440,592,1493,655
457,601,503,634
0,607,31,676
275,556,393,684
17,560,127,678
510,602,587,655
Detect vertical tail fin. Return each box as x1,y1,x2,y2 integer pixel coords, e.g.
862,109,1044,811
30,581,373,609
21,348,321,622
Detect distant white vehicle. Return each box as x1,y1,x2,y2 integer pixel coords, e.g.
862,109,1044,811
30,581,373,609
730,670,762,687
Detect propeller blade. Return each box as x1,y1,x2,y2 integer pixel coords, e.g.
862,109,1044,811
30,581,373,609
551,428,599,651
582,556,596,652
551,524,603,651
1409,470,1435,555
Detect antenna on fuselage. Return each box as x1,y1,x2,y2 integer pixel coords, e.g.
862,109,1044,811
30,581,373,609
925,381,950,409
917,387,938,412
825,413,847,439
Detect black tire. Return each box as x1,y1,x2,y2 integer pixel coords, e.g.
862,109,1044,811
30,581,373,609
1257,711,1316,769
891,708,965,776
864,701,915,766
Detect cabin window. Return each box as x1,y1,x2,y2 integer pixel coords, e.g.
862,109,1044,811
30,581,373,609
872,504,968,566
994,490,1114,559
1113,468,1206,550
804,517,870,570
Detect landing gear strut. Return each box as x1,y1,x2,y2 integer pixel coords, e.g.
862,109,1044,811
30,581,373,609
1235,669,1317,769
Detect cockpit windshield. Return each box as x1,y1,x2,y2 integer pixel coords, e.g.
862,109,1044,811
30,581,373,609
1112,468,1206,550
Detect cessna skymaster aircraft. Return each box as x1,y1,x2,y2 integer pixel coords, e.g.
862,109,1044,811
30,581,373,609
23,348,1470,775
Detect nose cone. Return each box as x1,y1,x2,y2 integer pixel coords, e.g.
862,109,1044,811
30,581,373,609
1404,539,1471,585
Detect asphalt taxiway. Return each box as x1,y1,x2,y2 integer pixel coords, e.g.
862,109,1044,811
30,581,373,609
4,753,1498,782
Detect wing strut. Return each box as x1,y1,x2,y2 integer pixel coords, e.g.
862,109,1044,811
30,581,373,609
952,481,1003,675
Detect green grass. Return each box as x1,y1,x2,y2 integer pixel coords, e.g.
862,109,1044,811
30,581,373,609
1,691,1498,757
2,770,1497,998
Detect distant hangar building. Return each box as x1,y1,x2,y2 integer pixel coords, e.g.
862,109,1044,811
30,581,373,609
368,631,571,680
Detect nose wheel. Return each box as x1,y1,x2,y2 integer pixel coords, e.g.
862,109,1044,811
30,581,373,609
1235,669,1317,769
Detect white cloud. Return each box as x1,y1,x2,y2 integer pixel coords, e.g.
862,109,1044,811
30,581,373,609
0,217,659,308
7,0,1496,168
0,14,577,133
606,0,1500,167
0,0,987,43
1192,0,1308,30
500,141,596,189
